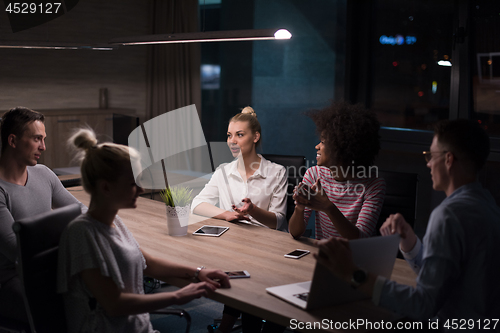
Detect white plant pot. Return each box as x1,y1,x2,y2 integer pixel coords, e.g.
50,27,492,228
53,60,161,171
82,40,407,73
166,205,190,236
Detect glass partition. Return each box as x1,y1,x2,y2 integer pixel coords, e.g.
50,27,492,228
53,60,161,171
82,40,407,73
471,0,500,136
369,0,454,131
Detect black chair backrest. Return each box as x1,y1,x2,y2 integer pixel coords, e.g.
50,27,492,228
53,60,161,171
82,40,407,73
261,154,306,222
12,203,81,333
376,170,419,235
60,178,81,188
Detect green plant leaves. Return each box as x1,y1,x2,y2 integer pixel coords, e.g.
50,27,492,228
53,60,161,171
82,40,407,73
159,186,194,207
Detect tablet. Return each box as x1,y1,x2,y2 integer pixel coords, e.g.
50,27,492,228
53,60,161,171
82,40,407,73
193,225,229,237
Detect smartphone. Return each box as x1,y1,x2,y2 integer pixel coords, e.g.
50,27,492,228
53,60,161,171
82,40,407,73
193,225,229,237
225,270,251,279
284,249,310,259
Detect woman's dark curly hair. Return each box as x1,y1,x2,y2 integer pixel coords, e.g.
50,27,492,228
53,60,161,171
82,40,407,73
306,101,381,168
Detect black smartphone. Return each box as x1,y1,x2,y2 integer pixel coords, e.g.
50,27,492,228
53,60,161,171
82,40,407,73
284,249,310,259
225,270,251,279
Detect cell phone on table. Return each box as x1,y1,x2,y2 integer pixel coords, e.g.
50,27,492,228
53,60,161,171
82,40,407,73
225,270,251,279
284,249,310,259
192,225,229,237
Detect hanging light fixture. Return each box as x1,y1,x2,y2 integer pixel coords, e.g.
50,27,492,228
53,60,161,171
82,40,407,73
109,28,292,46
437,60,452,67
0,41,115,50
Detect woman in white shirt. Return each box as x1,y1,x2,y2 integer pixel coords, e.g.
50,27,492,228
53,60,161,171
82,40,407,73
191,107,287,230
191,107,288,333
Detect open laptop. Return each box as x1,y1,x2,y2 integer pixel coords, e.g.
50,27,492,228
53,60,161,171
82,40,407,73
266,234,400,310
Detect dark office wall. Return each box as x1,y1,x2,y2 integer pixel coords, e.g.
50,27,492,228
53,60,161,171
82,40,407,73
0,0,149,117
199,0,255,143
252,0,345,162
199,0,346,162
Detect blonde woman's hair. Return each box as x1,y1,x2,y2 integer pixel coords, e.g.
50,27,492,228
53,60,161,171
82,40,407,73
229,106,262,146
68,128,139,195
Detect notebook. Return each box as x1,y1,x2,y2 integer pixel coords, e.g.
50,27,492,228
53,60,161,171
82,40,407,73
266,234,400,310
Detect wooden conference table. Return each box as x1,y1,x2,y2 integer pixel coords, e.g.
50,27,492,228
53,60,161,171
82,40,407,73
68,187,417,332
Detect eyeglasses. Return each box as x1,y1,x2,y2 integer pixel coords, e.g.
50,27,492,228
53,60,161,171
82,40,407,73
422,151,448,162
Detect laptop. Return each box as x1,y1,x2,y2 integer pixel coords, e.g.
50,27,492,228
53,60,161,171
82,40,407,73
266,234,400,310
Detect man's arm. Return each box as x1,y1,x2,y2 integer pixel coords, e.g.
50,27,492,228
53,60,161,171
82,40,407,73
45,165,87,212
316,212,460,320
0,189,17,262
375,257,457,319
380,213,418,253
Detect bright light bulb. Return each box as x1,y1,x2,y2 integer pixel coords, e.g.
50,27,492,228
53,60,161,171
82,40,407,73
274,29,292,40
437,60,452,67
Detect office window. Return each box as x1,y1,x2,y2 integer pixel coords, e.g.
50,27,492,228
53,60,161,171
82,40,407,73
201,64,221,90
369,0,454,130
471,1,500,136
199,0,346,162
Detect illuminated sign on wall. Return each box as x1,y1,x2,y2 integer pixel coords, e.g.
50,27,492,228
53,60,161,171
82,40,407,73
379,35,417,45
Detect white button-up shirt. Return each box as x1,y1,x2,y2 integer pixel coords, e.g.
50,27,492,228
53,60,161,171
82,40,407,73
191,155,287,230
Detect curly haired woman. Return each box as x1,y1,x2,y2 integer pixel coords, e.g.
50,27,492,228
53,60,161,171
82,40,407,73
289,101,386,240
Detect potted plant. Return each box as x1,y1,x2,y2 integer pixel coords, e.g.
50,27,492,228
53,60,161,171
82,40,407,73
159,186,194,236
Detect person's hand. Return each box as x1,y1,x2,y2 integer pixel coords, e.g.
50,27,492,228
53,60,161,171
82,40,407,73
198,268,231,288
292,183,307,210
314,237,356,283
232,198,255,215
379,213,417,252
294,179,334,213
222,210,250,222
173,282,216,305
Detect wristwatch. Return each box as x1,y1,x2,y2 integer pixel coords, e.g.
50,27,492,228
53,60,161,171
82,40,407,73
194,266,206,281
350,269,367,288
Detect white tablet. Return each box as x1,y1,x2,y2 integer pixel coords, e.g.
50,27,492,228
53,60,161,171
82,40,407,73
193,225,229,237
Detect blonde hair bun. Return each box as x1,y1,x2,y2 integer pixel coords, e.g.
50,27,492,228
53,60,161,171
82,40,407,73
68,127,139,195
69,128,98,152
241,106,257,118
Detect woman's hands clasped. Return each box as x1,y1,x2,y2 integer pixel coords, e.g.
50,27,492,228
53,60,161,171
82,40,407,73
293,179,335,213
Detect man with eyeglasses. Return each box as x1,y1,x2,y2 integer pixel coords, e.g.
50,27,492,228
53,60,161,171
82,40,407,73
315,119,500,330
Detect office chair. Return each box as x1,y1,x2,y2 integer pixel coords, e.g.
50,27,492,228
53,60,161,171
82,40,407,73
375,170,419,235
0,316,29,333
152,309,191,333
12,203,191,333
143,278,192,333
261,154,306,223
12,203,81,333
59,177,81,188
